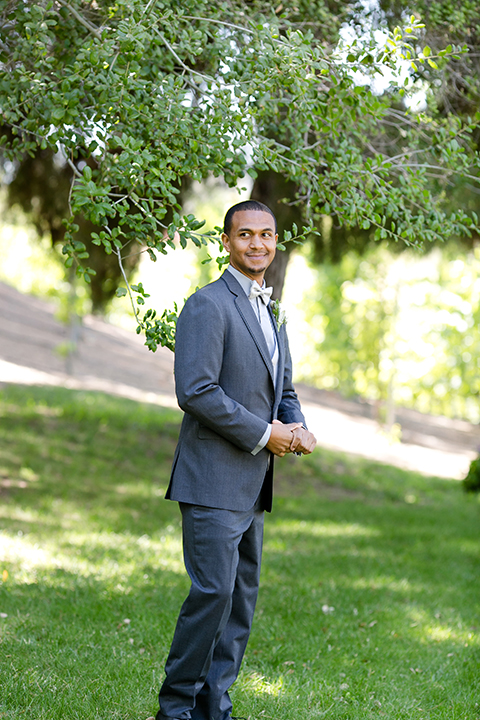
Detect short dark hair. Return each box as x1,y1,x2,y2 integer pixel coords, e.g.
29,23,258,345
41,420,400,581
223,200,277,236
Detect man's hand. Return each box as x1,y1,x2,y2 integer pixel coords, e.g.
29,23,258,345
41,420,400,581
266,420,303,457
289,426,317,455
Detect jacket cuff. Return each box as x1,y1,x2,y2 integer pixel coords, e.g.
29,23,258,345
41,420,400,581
251,424,272,456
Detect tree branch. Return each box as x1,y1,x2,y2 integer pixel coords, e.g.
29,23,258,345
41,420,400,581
114,245,141,324
155,29,213,84
54,0,103,41
141,0,158,19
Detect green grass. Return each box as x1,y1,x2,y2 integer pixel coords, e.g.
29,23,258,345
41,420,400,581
0,384,478,720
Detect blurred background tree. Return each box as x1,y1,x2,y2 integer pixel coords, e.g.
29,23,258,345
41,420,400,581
3,138,141,313
299,242,480,423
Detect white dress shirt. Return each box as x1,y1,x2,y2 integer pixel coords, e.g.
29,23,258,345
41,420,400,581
226,265,278,455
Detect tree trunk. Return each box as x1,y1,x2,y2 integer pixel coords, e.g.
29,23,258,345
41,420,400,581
250,170,302,300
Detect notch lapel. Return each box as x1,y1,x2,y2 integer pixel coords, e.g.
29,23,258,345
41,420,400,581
221,272,275,386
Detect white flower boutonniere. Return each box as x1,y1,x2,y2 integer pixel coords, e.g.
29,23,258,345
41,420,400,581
271,298,287,331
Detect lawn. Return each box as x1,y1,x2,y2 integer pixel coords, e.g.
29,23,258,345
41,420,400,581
0,384,478,720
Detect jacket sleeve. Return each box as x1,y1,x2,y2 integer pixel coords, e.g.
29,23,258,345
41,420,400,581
276,325,306,426
174,290,270,453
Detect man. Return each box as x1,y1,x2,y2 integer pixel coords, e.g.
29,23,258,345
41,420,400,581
153,200,317,720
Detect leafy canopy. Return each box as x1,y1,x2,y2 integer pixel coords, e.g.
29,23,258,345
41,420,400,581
1,0,479,349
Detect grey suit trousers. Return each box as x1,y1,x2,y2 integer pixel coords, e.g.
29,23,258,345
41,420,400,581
158,500,265,720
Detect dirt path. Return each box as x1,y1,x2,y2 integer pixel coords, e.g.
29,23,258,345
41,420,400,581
0,281,477,480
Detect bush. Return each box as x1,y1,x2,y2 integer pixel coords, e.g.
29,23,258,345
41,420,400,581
463,455,480,493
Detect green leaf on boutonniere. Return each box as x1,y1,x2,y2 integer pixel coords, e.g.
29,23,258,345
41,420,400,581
271,299,287,331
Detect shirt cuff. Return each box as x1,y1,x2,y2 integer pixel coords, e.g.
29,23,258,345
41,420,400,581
251,424,272,456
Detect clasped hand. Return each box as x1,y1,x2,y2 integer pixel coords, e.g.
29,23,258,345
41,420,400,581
266,419,317,457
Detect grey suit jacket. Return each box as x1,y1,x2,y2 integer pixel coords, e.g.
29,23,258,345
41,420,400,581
165,269,305,512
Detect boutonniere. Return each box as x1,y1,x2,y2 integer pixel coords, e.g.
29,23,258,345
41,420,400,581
271,298,287,331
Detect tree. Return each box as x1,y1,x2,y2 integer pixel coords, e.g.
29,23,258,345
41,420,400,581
1,0,478,350
356,1,480,242
268,1,480,291
3,135,142,312
301,241,480,424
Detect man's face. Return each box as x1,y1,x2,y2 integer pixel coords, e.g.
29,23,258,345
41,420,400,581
222,209,277,282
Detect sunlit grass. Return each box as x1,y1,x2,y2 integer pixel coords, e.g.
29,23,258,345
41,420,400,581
0,384,479,720
1,526,184,584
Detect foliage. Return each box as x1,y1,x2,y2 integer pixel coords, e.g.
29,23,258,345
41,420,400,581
410,247,480,420
302,248,395,402
377,0,480,118
1,1,479,347
463,455,480,493
372,0,480,237
301,243,480,422
1,139,144,313
0,383,479,719
307,0,480,283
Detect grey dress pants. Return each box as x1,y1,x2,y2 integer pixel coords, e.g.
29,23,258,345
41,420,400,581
157,499,265,720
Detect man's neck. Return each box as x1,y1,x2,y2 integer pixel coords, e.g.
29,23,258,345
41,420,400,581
227,264,265,286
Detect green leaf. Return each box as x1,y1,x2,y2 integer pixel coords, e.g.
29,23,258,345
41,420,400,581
51,108,65,121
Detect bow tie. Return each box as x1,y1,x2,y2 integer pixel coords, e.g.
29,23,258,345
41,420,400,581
249,283,273,305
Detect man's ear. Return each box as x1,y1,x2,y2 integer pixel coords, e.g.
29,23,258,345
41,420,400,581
222,233,230,252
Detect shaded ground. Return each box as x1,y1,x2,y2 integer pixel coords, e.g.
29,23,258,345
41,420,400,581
0,281,477,479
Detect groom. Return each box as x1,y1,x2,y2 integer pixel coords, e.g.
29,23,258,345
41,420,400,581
153,200,316,720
